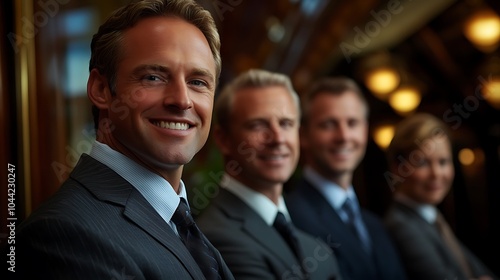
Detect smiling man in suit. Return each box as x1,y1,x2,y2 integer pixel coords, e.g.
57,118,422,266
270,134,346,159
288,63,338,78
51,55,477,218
196,69,342,280
6,1,234,279
285,77,406,280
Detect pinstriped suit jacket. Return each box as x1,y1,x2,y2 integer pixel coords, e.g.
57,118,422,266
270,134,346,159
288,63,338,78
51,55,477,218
7,154,234,280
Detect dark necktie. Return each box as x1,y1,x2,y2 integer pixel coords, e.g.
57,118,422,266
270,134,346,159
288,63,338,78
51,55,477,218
172,199,221,280
273,212,308,279
434,211,473,278
341,198,372,254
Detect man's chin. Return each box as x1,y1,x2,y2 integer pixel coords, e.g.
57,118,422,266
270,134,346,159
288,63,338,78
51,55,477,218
328,166,355,175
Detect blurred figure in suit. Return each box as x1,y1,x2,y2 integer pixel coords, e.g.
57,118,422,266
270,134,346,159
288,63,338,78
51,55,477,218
196,69,342,280
384,112,497,280
286,77,406,280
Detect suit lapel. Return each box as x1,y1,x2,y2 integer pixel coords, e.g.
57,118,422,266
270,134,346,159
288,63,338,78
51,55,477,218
392,202,444,244
215,189,298,266
123,191,206,279
242,215,298,265
299,180,374,264
392,202,463,268
70,154,206,280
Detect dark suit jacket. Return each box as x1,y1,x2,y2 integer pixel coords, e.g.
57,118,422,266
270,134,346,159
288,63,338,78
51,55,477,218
196,188,342,280
5,154,234,280
384,201,497,280
285,178,406,280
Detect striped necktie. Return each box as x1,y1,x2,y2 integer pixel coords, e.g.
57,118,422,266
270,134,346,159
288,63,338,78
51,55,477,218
341,197,372,254
172,199,221,280
434,211,472,278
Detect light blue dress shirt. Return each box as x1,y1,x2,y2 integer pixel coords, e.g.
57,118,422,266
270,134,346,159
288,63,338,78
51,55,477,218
89,141,187,231
303,166,360,223
303,166,372,253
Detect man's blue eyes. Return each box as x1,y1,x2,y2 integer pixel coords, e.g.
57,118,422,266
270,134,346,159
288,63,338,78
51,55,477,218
144,75,162,81
142,76,207,87
189,80,207,87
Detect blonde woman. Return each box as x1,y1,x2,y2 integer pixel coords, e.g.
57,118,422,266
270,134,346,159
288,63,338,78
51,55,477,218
384,113,495,280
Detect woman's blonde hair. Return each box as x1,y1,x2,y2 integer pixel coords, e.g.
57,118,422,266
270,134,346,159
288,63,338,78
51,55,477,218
386,112,452,167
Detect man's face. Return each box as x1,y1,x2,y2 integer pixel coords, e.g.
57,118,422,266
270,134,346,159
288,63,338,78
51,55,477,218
302,91,368,181
100,17,216,174
217,86,300,190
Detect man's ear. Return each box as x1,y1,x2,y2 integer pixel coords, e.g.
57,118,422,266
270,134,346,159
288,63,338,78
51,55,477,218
213,126,231,156
87,68,112,110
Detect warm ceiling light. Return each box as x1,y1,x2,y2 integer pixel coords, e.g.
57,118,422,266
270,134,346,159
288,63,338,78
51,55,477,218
464,9,500,52
481,77,500,109
458,148,475,166
474,148,485,165
364,67,400,99
266,16,285,43
373,124,395,150
388,86,421,115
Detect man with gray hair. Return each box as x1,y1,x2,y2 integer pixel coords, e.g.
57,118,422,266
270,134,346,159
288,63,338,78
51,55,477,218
196,69,342,279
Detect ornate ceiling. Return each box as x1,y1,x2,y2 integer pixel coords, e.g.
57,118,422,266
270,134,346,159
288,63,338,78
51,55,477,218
200,0,500,150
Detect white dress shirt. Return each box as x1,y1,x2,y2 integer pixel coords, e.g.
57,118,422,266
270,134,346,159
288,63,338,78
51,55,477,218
220,173,292,225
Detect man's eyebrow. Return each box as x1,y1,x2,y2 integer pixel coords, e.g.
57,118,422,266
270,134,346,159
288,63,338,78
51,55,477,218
131,64,215,82
132,64,169,75
243,118,269,126
280,116,297,122
191,67,216,83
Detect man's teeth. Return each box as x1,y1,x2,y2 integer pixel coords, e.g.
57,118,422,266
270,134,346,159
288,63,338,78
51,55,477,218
154,121,189,130
262,155,285,160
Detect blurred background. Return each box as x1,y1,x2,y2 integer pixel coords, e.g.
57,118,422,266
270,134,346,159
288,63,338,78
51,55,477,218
1,0,499,272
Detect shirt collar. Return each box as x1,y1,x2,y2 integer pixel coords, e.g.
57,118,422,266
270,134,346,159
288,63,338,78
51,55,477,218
394,192,437,224
89,141,186,226
221,173,290,226
303,166,359,211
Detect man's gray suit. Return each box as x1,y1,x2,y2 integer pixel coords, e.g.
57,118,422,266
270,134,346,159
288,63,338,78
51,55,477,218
196,188,342,280
384,201,496,280
8,154,234,280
